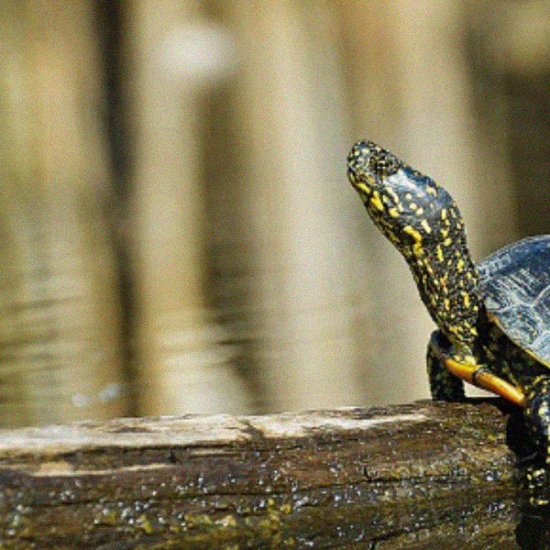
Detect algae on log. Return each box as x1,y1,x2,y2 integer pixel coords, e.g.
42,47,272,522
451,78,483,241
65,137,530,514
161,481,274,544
0,401,525,548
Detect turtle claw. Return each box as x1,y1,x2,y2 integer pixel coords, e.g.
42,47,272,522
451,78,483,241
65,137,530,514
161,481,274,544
427,331,465,401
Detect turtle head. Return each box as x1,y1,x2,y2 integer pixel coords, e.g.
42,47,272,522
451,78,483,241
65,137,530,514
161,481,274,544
347,140,484,347
347,140,455,254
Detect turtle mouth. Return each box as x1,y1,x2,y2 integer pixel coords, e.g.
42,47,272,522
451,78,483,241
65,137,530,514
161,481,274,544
346,161,359,183
347,162,376,201
347,142,375,189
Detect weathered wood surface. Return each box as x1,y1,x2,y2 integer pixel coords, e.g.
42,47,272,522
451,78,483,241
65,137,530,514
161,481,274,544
0,401,529,549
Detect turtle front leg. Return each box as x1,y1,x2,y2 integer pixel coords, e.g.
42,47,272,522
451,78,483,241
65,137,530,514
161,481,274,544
427,330,465,401
428,331,526,404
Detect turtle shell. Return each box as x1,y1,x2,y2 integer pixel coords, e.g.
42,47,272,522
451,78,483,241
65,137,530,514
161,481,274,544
478,234,550,364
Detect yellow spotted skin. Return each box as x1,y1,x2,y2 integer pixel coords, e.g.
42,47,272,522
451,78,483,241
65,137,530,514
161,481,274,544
347,140,550,477
347,141,483,346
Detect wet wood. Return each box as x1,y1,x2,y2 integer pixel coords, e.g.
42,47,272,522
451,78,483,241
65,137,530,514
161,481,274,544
0,401,524,549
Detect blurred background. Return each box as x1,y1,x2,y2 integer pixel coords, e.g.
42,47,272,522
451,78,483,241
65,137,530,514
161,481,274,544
1,0,549,427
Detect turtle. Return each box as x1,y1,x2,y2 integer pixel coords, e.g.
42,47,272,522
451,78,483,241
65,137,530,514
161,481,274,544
346,139,550,464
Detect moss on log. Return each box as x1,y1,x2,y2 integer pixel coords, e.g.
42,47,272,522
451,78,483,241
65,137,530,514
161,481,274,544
0,401,528,549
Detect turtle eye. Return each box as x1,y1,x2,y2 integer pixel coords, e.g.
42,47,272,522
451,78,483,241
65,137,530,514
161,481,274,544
347,140,402,182
372,152,400,178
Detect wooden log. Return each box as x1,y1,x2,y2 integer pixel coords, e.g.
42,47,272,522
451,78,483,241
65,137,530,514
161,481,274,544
0,401,527,549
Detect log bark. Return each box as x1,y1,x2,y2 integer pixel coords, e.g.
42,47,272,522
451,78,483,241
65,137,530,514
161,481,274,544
0,401,528,549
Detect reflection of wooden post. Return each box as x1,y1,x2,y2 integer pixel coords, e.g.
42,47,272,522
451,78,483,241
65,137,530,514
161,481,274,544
0,0,128,425
0,1,36,426
30,0,128,422
466,0,539,245
129,1,247,415
226,1,361,411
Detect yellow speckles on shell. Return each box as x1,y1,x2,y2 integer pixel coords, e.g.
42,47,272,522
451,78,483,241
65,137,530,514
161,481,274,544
461,291,471,309
436,245,444,262
420,219,432,233
443,237,452,247
456,259,465,273
440,208,448,220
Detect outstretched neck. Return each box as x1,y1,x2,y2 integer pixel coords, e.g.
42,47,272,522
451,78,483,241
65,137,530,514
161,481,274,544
347,141,486,348
402,202,485,347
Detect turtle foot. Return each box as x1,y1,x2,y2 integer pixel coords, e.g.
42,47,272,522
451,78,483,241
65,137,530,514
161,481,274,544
427,331,466,401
